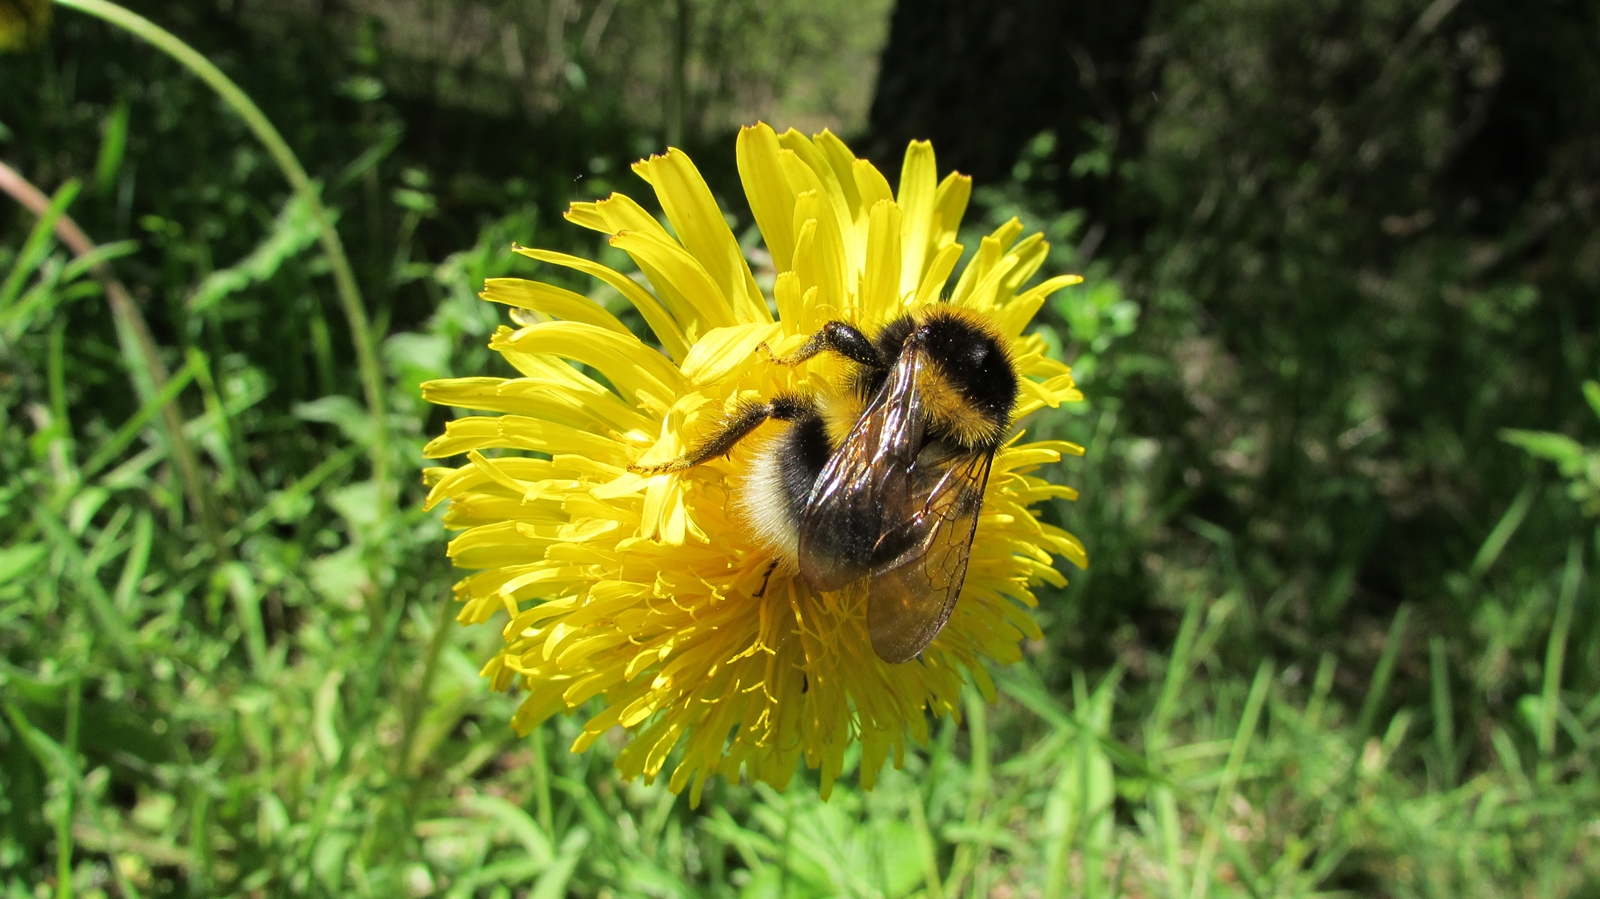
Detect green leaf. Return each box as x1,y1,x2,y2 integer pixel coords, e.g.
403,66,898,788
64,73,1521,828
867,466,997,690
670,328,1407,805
528,829,588,899
294,394,375,448
1583,381,1600,421
462,795,554,864
384,331,452,393
0,178,78,315
93,98,130,194
0,543,46,582
1470,482,1536,577
187,193,322,313
1500,429,1587,469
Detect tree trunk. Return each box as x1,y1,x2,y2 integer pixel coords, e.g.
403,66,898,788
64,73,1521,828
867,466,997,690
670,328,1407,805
864,0,1154,215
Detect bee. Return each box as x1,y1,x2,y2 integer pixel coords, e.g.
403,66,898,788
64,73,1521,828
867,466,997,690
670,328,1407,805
631,305,1019,663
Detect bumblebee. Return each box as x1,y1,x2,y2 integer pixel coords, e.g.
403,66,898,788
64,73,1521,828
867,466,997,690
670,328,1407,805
632,305,1019,664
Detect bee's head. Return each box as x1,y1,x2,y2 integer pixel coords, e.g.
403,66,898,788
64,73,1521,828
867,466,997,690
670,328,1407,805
908,308,1019,449
920,310,1017,406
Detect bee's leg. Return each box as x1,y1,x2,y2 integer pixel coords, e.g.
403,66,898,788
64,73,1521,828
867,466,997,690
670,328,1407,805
630,393,814,474
762,321,882,369
752,559,779,598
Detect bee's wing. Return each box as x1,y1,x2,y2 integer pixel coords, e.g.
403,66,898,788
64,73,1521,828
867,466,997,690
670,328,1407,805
864,448,994,664
797,344,927,593
796,342,995,663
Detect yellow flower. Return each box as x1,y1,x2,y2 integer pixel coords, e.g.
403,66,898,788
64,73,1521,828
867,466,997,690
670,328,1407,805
422,123,1087,804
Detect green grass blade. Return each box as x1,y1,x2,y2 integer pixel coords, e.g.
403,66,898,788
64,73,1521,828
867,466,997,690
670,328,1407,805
1190,659,1272,899
1471,481,1537,577
943,685,990,898
1153,786,1185,899
30,507,141,667
0,177,77,312
1429,636,1457,787
4,702,77,899
1539,541,1582,776
92,97,129,195
1151,592,1204,749
1356,604,1410,741
81,355,198,480
1304,652,1336,730
530,829,589,899
908,783,946,899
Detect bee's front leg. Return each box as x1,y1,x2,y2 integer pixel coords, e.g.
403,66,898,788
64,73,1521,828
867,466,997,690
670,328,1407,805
629,394,815,475
760,321,882,369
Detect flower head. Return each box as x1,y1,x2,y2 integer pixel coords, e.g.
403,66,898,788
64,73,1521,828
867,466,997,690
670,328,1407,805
423,123,1087,803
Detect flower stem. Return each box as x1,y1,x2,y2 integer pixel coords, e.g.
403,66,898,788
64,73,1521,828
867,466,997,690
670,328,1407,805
52,0,394,517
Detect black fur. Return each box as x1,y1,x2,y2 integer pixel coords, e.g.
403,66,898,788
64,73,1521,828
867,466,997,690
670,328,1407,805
777,410,833,514
917,311,1018,442
856,308,1018,451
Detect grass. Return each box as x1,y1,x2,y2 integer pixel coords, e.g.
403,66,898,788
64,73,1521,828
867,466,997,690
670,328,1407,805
4,1,1600,896
5,184,1596,895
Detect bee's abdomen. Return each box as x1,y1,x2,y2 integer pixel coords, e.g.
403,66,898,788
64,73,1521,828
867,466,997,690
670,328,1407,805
779,413,832,512
734,408,832,570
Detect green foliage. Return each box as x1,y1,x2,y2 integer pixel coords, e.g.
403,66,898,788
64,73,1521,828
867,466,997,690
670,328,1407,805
1504,381,1600,517
3,0,1599,896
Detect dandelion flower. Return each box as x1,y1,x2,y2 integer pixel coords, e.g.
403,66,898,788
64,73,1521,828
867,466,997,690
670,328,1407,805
422,123,1087,803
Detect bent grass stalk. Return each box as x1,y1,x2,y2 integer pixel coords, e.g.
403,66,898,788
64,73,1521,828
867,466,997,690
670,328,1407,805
52,0,394,525
0,162,224,555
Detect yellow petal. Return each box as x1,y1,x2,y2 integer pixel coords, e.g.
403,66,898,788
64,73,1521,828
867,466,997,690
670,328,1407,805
497,320,684,409
480,278,632,334
992,273,1083,338
791,191,849,319
611,229,740,332
1001,233,1048,299
564,201,610,232
425,456,571,508
957,251,1020,313
421,376,651,434
813,130,867,227
424,414,623,462
896,140,938,297
948,233,1006,308
569,192,674,240
989,216,1026,251
632,148,767,324
772,271,807,334
859,200,903,318
1043,524,1089,569
737,124,798,274
931,172,972,251
853,159,894,209
912,242,963,307
514,247,689,362
779,130,861,280
679,322,782,386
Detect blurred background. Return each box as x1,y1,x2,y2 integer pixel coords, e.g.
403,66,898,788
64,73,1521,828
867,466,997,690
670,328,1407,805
4,0,1600,895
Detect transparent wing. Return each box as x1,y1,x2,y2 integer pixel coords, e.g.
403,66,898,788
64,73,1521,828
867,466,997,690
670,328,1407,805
797,344,927,593
796,341,995,663
864,448,993,664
